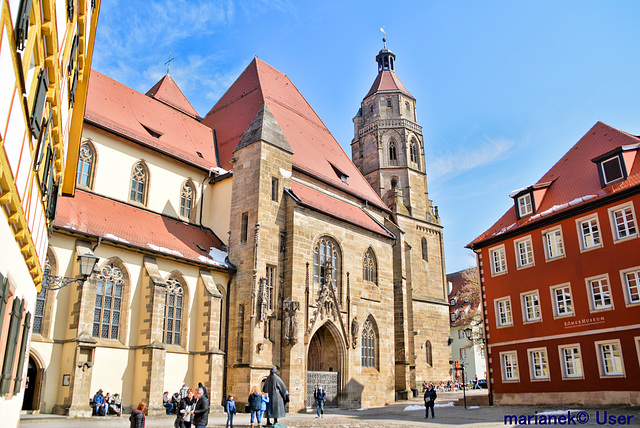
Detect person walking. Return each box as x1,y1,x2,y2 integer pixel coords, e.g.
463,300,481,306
224,394,236,428
258,392,269,428
193,387,210,428
129,402,146,428
248,386,262,428
424,384,437,418
313,384,326,418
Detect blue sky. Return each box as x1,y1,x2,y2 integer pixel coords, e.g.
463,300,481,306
92,0,640,273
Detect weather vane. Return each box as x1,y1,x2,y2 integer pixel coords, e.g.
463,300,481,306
165,51,175,75
380,27,387,48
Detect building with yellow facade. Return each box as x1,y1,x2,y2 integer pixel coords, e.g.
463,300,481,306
0,0,100,425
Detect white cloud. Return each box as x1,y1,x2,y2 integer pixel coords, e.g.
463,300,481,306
429,136,517,181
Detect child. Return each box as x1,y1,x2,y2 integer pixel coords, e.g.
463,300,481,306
258,392,269,428
225,394,236,428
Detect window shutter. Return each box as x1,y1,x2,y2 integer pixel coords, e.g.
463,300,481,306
67,0,75,21
30,68,49,140
69,66,79,107
1,298,24,394
14,0,33,51
13,312,31,394
68,34,78,75
46,179,60,221
34,112,52,172
40,144,53,195
0,274,8,334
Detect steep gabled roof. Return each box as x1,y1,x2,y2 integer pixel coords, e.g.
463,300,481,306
202,57,387,209
146,74,200,119
54,190,227,268
85,71,217,171
364,70,413,100
468,121,640,248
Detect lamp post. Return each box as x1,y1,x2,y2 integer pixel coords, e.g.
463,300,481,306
42,254,99,290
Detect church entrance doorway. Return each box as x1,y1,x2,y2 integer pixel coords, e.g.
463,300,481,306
306,323,340,408
22,354,43,411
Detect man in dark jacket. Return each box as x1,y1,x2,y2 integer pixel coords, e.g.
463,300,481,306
264,367,289,426
424,384,437,418
193,387,209,428
313,384,326,418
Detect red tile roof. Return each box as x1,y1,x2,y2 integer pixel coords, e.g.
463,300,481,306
53,190,227,268
289,182,393,239
202,58,387,209
85,71,217,172
469,121,640,248
146,74,200,119
364,70,413,100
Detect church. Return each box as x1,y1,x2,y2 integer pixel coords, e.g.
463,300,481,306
28,41,450,415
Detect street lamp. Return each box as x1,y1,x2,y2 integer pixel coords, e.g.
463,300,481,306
42,254,99,290
464,327,473,340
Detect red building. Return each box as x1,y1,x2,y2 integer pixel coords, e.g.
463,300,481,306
468,122,640,405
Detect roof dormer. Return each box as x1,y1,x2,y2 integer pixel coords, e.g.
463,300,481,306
592,144,640,188
510,181,554,219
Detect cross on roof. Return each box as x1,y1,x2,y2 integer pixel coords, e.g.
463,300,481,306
165,51,175,75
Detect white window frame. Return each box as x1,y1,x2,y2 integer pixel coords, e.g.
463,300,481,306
608,202,638,243
514,236,534,269
585,274,614,312
527,347,550,381
542,226,565,261
500,351,519,382
601,155,624,185
518,193,533,217
489,244,507,276
620,266,640,307
575,213,602,252
549,283,574,318
558,344,584,380
495,297,513,328
521,290,542,323
460,348,467,360
635,337,640,371
458,330,465,339
595,340,625,378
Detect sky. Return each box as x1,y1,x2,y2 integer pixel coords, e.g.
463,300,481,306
91,0,640,274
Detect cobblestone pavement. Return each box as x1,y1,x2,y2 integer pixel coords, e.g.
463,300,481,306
20,391,640,427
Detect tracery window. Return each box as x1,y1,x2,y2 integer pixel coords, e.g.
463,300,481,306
129,161,149,205
93,263,124,340
361,317,377,368
389,140,397,162
163,276,183,345
76,141,96,189
314,237,340,288
180,180,195,220
410,141,419,164
363,248,377,284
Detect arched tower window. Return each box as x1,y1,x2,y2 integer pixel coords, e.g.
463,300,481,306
361,316,378,368
426,340,433,366
163,276,183,346
180,180,195,220
93,263,124,340
410,141,419,164
129,161,149,205
76,140,96,189
389,140,397,163
363,248,377,285
314,237,341,289
422,237,429,262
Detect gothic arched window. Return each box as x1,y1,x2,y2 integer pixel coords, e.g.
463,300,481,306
93,263,124,340
180,180,195,220
422,237,429,262
314,237,341,289
426,340,433,366
163,276,183,346
129,161,149,205
410,141,419,164
389,140,397,162
33,258,52,335
363,248,377,285
361,317,378,368
76,141,96,189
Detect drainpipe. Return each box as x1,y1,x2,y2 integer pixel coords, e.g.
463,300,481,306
222,258,237,403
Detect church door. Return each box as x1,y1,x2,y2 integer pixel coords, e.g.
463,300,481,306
306,324,340,407
22,355,43,411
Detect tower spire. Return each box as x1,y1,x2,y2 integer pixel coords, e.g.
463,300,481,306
375,38,396,73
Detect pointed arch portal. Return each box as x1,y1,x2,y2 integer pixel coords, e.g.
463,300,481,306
306,323,342,407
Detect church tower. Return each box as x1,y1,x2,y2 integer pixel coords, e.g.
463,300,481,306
352,40,450,397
